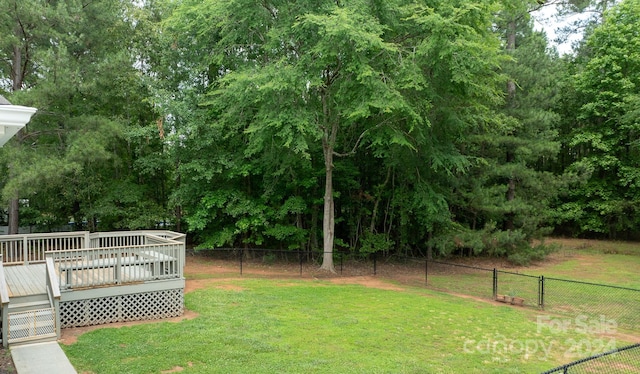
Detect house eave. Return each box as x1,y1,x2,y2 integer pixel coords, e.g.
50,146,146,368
0,105,37,147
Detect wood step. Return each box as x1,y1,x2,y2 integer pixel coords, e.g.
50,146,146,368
8,300,51,313
9,293,49,305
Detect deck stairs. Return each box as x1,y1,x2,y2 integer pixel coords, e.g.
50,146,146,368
5,292,57,345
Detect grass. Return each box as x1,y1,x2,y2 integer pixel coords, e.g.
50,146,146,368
62,238,640,373
542,238,640,288
424,240,640,334
62,279,599,374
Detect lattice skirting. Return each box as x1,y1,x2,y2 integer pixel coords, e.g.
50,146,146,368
60,288,184,328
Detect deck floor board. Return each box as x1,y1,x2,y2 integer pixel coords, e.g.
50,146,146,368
4,264,47,297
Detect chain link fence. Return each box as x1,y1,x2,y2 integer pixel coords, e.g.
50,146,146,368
495,270,541,308
423,259,639,333
543,277,640,334
193,248,378,278
423,260,494,299
541,343,640,373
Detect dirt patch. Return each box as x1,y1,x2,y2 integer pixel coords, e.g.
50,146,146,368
160,362,193,373
0,347,15,373
327,276,406,291
59,310,199,345
185,278,245,293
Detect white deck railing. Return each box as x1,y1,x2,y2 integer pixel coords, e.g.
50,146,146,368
0,232,89,265
0,231,185,290
45,257,61,338
47,235,184,290
0,231,185,266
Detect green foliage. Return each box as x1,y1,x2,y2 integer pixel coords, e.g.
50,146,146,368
358,232,394,255
555,0,640,239
4,0,635,260
507,243,558,266
164,0,507,257
450,14,562,258
0,0,171,232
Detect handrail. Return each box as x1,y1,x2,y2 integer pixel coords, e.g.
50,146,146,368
0,230,184,265
45,255,62,338
0,256,10,347
0,231,89,240
88,230,184,249
45,257,61,300
0,257,9,305
0,231,88,265
0,230,185,291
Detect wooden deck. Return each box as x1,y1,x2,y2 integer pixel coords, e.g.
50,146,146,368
0,231,186,346
4,263,159,297
4,264,46,297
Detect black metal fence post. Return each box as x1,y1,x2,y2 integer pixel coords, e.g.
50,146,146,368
340,252,343,275
239,250,243,275
492,268,497,299
539,275,545,309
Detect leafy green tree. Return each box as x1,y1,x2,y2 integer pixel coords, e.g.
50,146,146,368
0,0,167,232
448,3,563,263
163,0,507,269
556,0,640,238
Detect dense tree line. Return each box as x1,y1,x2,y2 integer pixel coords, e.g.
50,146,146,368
1,0,638,266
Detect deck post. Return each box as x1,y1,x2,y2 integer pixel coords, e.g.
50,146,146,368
115,254,122,284
54,297,61,338
0,255,10,347
23,235,29,265
1,303,7,347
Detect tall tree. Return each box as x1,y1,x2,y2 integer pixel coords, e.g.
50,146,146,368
164,0,506,269
0,0,164,232
0,0,53,232
556,0,640,238
447,3,563,263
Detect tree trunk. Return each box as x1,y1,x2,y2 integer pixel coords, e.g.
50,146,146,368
319,88,337,273
8,198,19,235
506,20,517,101
505,176,516,231
370,166,391,233
504,19,517,231
320,131,336,273
175,205,182,233
309,204,319,252
8,23,25,234
12,34,23,91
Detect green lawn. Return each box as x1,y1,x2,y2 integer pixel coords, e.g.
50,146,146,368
61,240,640,373
542,238,640,288
62,278,628,374
424,245,640,335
